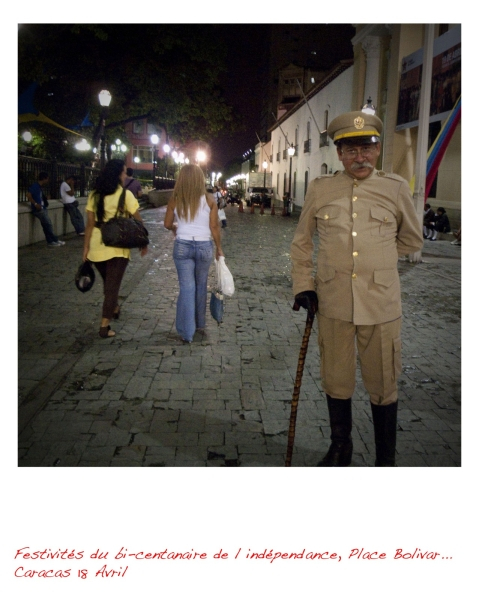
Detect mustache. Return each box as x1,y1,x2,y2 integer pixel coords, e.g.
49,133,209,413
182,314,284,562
351,161,374,170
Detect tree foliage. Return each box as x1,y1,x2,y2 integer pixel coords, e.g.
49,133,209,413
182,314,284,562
18,24,241,158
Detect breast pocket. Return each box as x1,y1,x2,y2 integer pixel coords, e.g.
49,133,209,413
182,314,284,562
315,205,341,236
370,206,396,236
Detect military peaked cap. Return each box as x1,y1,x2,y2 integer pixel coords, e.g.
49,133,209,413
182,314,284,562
327,111,383,144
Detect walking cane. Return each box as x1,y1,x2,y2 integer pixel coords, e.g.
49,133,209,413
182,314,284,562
285,304,315,467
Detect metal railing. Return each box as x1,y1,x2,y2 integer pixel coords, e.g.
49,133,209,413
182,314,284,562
18,156,100,202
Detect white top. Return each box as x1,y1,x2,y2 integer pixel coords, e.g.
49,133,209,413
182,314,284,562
175,194,211,239
60,181,75,205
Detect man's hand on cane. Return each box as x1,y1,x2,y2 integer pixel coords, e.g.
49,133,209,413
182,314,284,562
293,290,318,318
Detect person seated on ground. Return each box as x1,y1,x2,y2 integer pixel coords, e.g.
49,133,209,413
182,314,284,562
423,202,435,239
428,207,451,241
451,227,461,246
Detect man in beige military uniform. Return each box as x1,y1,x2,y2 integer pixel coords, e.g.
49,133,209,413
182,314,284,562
290,110,423,467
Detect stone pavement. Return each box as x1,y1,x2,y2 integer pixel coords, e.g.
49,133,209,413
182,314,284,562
18,203,461,467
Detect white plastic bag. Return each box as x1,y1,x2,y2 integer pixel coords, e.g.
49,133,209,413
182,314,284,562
215,256,235,297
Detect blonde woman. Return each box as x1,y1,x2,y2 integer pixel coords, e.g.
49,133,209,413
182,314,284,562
164,164,224,343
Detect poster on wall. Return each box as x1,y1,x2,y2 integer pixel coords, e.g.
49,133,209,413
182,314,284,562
396,25,461,131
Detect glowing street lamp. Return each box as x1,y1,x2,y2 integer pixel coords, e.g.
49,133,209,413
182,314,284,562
98,89,112,169
75,138,91,151
362,96,376,115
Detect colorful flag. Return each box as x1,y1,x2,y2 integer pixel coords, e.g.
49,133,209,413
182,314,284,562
425,95,461,199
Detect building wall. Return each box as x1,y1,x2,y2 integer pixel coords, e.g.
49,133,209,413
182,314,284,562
270,66,354,208
271,23,462,222
382,24,461,223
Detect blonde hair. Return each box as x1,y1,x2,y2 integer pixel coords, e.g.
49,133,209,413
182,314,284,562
173,164,206,221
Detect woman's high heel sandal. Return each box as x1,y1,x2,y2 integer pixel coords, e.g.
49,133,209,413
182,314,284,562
99,326,115,338
113,307,121,320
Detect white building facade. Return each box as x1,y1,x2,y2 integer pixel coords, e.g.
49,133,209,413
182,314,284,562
269,64,354,209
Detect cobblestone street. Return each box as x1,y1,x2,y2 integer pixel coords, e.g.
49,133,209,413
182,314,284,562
18,203,461,467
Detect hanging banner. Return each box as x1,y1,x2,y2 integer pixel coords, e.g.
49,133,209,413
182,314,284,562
396,25,461,131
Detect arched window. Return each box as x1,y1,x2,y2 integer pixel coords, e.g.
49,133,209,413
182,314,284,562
321,163,328,175
304,122,311,153
304,171,309,198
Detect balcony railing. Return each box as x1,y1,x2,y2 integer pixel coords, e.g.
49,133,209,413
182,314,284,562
320,131,329,148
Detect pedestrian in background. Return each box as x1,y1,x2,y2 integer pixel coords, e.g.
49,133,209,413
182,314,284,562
423,202,435,239
451,227,461,246
60,175,85,235
83,159,148,338
26,171,66,247
124,168,143,199
291,110,423,467
428,207,451,241
164,164,224,343
212,185,223,207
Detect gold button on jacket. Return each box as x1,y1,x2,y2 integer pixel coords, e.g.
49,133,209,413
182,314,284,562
291,170,423,325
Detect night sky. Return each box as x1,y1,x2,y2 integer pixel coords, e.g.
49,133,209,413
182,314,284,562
210,24,355,169
211,24,269,168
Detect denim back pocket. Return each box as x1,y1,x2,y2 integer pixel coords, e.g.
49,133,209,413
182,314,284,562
197,242,213,262
173,239,193,260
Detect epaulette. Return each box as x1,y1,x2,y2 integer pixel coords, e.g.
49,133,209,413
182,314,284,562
376,171,405,182
314,172,339,182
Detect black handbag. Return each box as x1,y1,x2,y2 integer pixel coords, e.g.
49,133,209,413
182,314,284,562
99,189,149,248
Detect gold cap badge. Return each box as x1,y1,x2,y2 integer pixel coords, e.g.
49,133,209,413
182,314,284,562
354,116,365,129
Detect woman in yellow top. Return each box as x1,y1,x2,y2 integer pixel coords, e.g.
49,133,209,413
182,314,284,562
83,159,148,338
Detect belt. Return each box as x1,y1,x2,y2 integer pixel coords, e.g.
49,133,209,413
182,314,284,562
176,235,211,241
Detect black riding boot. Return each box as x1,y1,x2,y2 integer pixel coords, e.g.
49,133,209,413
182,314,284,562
317,396,353,467
371,402,398,466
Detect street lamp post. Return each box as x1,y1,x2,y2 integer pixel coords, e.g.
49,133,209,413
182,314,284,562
285,144,295,216
262,160,269,211
163,143,171,178
98,89,112,170
151,134,159,187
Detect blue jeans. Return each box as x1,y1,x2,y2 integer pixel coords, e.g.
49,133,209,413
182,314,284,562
64,203,85,234
32,209,58,244
173,239,213,341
